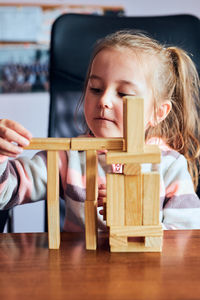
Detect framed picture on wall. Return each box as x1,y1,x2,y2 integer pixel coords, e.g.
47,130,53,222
0,45,49,93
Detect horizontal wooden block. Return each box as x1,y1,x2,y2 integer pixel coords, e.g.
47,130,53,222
110,225,163,237
71,137,124,151
145,236,163,250
110,235,128,247
24,138,71,151
123,163,141,175
111,240,162,252
106,145,161,164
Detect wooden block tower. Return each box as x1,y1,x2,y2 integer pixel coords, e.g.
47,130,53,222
106,96,163,252
25,96,163,252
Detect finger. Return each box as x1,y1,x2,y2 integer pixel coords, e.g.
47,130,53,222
99,209,104,215
0,138,23,156
0,119,32,141
0,150,20,158
99,183,106,189
98,190,106,197
0,126,31,147
97,198,103,207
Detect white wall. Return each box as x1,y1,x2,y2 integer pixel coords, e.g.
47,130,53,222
1,0,200,18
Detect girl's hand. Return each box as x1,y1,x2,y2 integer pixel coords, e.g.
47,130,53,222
0,119,32,157
98,183,106,215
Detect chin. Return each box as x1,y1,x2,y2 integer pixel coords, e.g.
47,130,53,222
93,129,122,138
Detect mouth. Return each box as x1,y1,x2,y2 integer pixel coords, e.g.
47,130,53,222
94,117,115,123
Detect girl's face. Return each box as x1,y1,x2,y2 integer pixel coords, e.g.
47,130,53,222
84,47,154,137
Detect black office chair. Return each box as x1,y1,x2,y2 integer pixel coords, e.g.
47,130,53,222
49,13,200,136
0,210,9,232
48,13,200,229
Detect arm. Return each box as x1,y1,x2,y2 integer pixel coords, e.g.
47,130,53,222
0,152,47,209
161,152,200,229
0,119,68,210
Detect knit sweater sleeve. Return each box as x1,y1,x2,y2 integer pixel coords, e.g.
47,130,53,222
161,152,200,229
0,151,68,210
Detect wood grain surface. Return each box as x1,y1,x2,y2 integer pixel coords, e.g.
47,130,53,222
0,231,200,300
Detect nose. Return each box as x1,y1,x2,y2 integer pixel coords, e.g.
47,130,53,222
98,90,113,109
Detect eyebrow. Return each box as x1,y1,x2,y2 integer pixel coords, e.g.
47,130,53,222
89,75,101,80
89,75,138,89
117,80,138,88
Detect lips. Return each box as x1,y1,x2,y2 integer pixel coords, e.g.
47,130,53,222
94,117,115,123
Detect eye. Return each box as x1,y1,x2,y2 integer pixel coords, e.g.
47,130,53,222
118,92,127,98
118,92,136,98
90,87,102,94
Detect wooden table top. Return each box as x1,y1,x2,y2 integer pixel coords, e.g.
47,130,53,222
0,230,200,300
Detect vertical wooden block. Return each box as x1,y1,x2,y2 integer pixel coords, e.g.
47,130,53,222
85,150,98,250
86,150,98,201
85,201,97,250
123,97,144,153
125,174,142,226
106,174,124,226
143,172,160,225
47,150,60,249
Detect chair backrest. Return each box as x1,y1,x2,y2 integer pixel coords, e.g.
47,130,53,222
49,13,200,139
0,210,9,232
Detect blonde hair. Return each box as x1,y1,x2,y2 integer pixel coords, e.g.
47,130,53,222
81,30,200,190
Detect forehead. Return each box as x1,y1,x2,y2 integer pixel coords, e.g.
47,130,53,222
92,47,153,74
90,47,154,88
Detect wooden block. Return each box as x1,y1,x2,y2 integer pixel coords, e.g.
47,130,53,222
123,163,141,175
85,201,97,250
47,150,60,249
86,150,98,201
106,174,124,226
145,236,163,250
109,235,128,247
125,174,142,225
110,234,163,252
71,137,124,151
111,239,162,252
85,150,98,250
110,225,163,237
106,145,161,164
143,173,160,225
123,97,144,153
24,138,71,150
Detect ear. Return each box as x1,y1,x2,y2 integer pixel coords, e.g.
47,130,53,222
150,101,172,126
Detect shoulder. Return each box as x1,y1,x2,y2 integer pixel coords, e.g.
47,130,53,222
147,137,188,177
161,148,187,176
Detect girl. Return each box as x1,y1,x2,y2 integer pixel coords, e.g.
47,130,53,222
0,30,200,230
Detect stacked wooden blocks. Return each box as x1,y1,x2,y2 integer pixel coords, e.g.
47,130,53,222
25,96,163,252
106,97,163,252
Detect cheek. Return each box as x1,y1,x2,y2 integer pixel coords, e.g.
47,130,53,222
115,102,124,128
144,98,155,127
84,92,95,123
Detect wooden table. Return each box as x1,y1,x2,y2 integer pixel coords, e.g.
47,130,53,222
0,231,200,300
